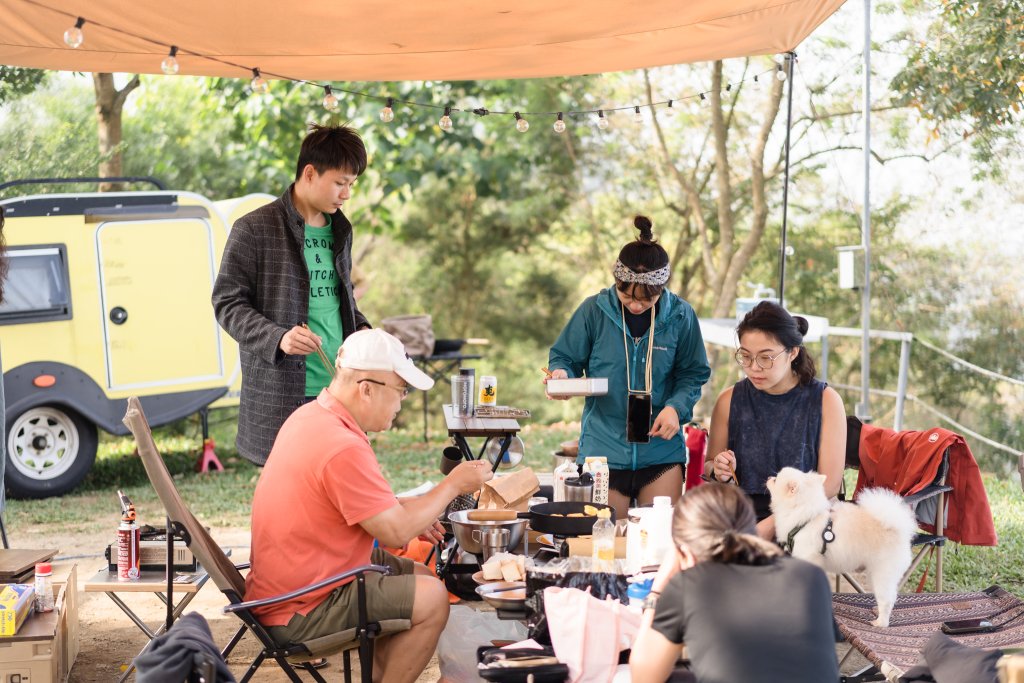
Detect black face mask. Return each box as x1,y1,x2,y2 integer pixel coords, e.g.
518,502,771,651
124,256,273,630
627,392,652,444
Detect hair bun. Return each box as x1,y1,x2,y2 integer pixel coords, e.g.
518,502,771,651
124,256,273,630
794,315,809,337
634,215,654,241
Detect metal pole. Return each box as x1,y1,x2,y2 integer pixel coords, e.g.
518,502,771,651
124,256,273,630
777,52,796,308
894,338,911,431
858,0,873,422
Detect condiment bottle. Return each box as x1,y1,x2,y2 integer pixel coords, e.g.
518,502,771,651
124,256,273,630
641,495,674,567
591,508,615,570
34,562,55,612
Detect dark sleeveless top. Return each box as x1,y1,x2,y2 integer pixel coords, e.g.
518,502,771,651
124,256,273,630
728,378,825,501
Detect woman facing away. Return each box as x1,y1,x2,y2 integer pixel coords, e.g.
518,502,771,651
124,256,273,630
630,483,840,683
546,215,710,519
704,300,846,539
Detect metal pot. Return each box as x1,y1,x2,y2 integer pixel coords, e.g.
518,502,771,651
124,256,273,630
448,509,527,555
551,451,578,472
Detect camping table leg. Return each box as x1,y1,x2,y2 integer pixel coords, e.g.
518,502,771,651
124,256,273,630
104,588,204,682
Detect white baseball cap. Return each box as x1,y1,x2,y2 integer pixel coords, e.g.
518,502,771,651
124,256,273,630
337,328,434,391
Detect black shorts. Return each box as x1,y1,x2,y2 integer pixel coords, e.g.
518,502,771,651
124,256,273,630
608,463,684,500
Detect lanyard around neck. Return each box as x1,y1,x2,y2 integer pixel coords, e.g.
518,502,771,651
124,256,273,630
621,304,655,394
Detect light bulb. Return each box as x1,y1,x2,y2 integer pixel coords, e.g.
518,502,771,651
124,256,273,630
439,107,453,131
250,69,269,95
379,98,395,123
553,113,566,133
596,110,609,130
64,18,85,48
161,56,179,75
322,86,339,112
161,46,179,75
663,100,675,117
633,106,643,123
514,112,529,133
785,245,795,256
776,67,788,82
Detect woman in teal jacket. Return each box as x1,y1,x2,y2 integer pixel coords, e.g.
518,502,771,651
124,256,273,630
547,216,710,518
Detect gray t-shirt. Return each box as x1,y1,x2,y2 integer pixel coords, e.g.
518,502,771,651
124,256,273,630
651,555,838,683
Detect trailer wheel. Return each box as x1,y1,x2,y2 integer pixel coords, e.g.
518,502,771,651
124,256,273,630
5,405,98,498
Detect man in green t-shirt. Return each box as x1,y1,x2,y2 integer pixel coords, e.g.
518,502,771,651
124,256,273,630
213,124,372,466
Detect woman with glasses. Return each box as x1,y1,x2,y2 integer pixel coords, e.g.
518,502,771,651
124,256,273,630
547,216,711,519
704,300,845,539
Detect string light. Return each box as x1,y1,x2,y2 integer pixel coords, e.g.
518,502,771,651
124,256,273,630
250,68,269,95
161,46,179,75
553,112,566,133
63,17,85,48
322,85,340,112
439,106,453,131
49,13,779,132
379,97,395,123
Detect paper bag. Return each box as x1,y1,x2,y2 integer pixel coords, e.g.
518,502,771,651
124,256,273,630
478,467,540,511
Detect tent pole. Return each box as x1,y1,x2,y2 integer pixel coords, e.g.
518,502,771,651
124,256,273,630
777,51,796,307
858,0,873,423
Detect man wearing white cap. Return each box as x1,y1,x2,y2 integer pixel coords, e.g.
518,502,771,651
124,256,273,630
246,329,492,683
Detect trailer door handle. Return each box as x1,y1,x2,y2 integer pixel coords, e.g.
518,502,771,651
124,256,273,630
109,306,128,325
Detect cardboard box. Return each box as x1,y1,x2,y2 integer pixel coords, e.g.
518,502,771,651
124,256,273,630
545,378,609,397
0,564,77,683
0,585,35,637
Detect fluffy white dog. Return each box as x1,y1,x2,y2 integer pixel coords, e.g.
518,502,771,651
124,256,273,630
767,467,918,627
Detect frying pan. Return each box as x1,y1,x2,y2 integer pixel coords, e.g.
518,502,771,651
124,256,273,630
467,501,615,537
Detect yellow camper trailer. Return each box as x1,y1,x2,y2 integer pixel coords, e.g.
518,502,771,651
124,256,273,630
0,179,273,497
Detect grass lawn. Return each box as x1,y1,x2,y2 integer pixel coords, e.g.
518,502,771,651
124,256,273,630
5,408,1021,597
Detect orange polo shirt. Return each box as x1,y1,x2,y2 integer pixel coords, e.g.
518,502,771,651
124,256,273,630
245,389,399,626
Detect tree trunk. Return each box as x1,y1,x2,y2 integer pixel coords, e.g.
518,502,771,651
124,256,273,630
92,73,141,192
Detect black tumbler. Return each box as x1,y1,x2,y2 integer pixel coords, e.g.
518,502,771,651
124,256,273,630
440,446,464,475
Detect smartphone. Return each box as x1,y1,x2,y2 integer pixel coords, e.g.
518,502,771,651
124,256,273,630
627,393,652,443
940,617,996,635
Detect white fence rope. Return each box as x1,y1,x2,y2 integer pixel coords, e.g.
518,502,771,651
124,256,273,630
916,337,1024,388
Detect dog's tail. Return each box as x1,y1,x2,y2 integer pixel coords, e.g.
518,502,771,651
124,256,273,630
855,488,919,542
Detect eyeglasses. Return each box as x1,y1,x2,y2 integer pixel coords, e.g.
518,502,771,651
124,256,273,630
357,378,410,399
734,349,789,370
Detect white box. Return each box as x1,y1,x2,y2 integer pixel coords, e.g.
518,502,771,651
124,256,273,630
545,378,609,397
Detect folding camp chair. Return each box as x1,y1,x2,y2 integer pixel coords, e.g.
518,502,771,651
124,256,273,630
839,416,952,593
123,397,411,683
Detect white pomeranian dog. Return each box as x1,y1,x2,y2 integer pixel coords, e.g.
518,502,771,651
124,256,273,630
767,467,918,627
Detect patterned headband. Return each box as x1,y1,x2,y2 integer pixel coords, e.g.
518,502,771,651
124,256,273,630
613,260,670,286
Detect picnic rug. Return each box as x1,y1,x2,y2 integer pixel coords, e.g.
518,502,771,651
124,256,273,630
834,586,1024,677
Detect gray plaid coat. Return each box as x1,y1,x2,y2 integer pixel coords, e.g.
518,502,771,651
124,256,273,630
212,185,369,465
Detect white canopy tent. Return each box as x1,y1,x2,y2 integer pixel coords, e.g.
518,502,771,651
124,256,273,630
1,0,846,80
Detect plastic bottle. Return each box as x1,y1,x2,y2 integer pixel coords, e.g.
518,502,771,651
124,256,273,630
34,562,55,612
553,459,578,502
625,508,645,573
626,578,654,613
641,496,674,567
591,508,615,569
582,457,609,505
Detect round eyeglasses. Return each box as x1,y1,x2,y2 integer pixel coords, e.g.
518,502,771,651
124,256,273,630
734,348,788,370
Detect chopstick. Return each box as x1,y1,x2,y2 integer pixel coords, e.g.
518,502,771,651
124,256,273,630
301,323,336,378
541,367,553,378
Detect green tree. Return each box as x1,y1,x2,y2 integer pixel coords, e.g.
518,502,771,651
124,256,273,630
0,66,48,105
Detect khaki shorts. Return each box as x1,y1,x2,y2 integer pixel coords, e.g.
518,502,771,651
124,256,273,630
268,548,416,646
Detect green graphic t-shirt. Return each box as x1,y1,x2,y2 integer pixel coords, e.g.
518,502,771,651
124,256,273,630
303,216,343,395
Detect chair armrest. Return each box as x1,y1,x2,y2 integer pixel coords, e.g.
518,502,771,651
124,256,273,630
903,484,953,505
234,562,251,571
223,563,392,614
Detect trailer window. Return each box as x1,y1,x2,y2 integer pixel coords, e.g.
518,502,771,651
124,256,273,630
0,245,72,324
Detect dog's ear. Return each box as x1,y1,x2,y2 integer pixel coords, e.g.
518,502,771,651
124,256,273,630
786,479,799,495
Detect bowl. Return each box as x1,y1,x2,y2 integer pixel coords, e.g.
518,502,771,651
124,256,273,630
448,509,527,555
559,440,579,458
475,581,527,610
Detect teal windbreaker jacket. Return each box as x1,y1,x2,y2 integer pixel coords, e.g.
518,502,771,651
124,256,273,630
548,286,710,471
